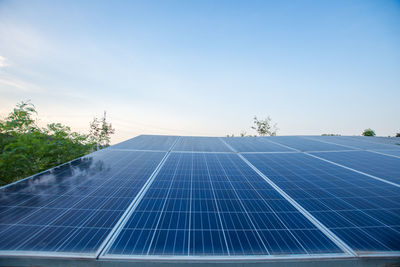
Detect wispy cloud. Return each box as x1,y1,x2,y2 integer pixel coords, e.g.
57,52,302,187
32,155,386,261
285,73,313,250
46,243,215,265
0,56,7,68
0,20,53,61
0,72,43,93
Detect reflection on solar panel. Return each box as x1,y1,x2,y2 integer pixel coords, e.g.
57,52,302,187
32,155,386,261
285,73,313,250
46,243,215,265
0,150,166,256
0,135,399,266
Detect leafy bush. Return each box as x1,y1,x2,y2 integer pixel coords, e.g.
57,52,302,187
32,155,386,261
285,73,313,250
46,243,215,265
0,101,113,186
362,128,376,136
251,116,278,136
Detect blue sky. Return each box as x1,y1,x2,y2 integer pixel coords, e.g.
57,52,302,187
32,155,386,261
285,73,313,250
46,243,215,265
0,0,399,143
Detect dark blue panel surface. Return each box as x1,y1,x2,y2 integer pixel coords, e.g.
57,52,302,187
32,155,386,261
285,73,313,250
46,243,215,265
371,150,400,157
173,137,232,152
222,137,294,152
111,135,178,151
265,136,352,151
0,150,165,255
311,151,400,185
308,136,400,150
244,152,400,253
106,153,341,256
349,136,400,147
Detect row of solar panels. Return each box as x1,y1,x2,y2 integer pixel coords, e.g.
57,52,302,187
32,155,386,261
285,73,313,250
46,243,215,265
0,135,399,260
112,135,400,152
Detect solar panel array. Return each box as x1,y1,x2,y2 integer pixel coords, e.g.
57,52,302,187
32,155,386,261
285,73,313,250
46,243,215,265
0,135,399,261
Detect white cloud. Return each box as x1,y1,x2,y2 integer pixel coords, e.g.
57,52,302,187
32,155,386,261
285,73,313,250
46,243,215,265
0,56,7,68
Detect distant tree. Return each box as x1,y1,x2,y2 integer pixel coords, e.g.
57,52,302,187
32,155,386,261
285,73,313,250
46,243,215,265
321,134,341,136
251,116,278,136
240,131,247,137
89,111,115,150
396,132,400,138
226,134,234,137
362,128,376,136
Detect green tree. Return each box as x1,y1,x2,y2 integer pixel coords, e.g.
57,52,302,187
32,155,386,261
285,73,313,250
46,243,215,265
396,132,400,138
362,128,376,136
0,101,102,186
89,111,115,150
0,101,38,134
251,116,278,136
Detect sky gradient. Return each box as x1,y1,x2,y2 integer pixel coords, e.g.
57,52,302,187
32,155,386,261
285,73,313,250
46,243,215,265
1,0,399,143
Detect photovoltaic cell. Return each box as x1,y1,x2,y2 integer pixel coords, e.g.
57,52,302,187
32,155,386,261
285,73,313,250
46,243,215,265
0,150,165,255
105,152,342,257
266,136,353,152
243,152,400,253
111,135,178,151
173,137,232,152
310,151,400,185
222,137,294,152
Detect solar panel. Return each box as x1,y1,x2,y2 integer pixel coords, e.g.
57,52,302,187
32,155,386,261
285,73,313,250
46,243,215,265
348,136,400,147
111,135,178,151
0,150,166,256
310,151,400,185
222,137,294,152
1,135,399,264
307,136,400,150
173,137,232,152
266,136,353,152
243,152,400,253
371,150,400,158
103,152,343,257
